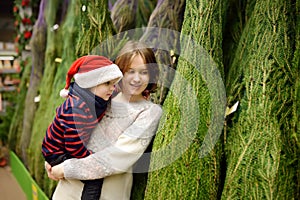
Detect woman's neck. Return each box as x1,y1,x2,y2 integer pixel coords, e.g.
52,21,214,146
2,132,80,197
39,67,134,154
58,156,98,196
114,92,145,103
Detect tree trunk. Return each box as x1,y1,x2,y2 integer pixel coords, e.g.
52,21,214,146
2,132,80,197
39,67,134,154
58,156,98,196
26,0,79,195
145,0,228,199
27,0,116,196
76,0,116,56
222,0,297,198
8,58,32,150
222,0,256,75
140,0,186,105
131,1,186,199
110,0,155,33
291,0,300,197
110,0,138,32
18,0,48,165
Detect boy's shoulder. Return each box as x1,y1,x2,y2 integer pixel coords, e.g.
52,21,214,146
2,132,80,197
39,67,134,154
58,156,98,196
62,94,86,110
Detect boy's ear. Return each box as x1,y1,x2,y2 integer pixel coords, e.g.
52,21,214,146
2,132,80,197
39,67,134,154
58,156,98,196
112,84,121,97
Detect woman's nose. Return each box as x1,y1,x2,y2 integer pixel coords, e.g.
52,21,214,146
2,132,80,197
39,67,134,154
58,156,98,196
133,73,141,82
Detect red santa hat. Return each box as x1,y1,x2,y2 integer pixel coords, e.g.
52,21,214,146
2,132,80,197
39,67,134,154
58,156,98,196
60,55,123,98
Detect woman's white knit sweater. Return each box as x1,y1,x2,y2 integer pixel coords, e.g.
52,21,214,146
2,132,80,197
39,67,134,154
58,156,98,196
52,98,162,200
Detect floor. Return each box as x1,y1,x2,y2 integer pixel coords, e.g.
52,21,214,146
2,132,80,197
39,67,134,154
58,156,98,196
0,165,26,200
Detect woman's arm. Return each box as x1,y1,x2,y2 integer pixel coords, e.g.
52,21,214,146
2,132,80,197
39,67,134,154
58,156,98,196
59,104,162,180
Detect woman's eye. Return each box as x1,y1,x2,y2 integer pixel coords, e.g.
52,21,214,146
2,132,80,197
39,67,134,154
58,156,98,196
141,70,149,75
128,70,135,74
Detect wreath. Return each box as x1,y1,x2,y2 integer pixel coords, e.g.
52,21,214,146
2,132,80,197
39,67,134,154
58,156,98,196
13,0,38,57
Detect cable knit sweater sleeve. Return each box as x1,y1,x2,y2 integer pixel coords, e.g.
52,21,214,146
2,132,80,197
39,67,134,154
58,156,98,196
63,102,162,180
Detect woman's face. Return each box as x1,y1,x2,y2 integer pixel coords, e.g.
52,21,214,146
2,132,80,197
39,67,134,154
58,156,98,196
121,55,150,99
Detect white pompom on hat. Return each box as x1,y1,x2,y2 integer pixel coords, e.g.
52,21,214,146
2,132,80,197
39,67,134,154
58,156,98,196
60,55,123,98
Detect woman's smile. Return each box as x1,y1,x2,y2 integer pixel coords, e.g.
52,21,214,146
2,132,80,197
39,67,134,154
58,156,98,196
130,83,142,88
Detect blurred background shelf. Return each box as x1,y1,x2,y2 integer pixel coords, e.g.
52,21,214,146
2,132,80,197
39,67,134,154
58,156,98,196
0,68,20,74
0,86,17,92
0,50,17,57
0,49,20,114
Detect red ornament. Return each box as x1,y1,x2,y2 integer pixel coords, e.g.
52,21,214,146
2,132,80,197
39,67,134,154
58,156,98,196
24,31,32,39
21,0,30,7
14,20,19,27
22,17,31,25
13,6,19,13
0,158,7,167
14,35,20,43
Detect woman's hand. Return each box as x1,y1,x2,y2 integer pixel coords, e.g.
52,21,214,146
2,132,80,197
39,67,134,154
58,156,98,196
51,164,65,179
45,162,59,181
45,162,65,180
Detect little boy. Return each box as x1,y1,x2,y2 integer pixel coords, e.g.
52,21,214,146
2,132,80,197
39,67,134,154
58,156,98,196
41,55,122,200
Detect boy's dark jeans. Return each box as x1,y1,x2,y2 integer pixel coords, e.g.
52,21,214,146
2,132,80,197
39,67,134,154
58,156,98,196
81,179,104,200
47,154,71,167
46,154,104,200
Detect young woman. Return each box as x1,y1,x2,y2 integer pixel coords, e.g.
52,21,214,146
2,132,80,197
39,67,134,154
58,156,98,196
46,40,162,200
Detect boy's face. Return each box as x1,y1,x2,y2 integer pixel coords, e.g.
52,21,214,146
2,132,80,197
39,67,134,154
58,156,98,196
90,78,120,100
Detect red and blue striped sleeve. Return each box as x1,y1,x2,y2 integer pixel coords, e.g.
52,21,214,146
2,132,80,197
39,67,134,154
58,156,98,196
42,96,99,158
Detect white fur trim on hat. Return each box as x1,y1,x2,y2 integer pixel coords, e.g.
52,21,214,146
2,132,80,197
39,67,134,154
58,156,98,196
59,88,69,98
74,64,123,88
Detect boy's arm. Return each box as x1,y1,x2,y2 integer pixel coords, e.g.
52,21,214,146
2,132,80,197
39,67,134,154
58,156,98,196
60,106,95,158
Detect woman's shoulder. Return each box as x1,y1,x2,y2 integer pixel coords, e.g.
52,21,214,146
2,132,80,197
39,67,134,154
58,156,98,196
138,100,162,120
145,101,162,113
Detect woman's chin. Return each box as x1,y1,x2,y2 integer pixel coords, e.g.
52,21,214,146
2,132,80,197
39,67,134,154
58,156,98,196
127,89,142,96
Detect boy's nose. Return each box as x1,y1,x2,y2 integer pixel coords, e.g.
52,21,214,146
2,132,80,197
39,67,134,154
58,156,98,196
109,84,115,91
